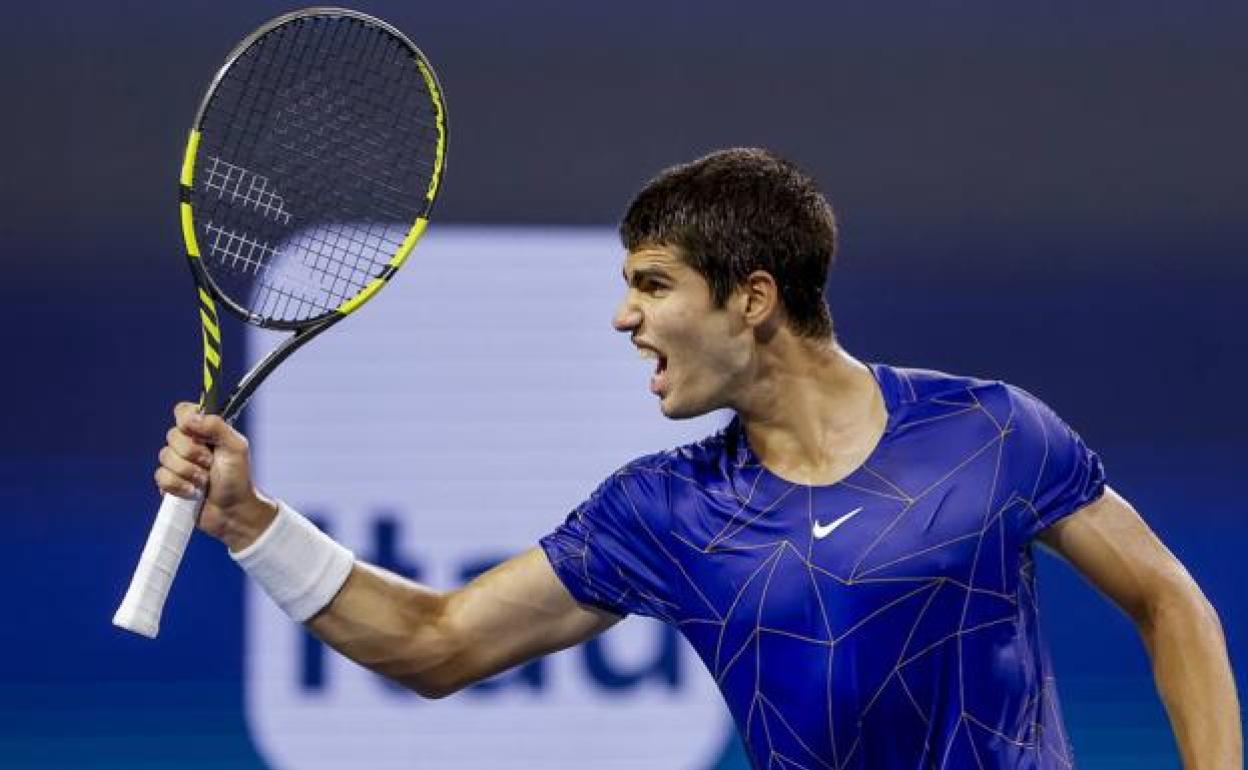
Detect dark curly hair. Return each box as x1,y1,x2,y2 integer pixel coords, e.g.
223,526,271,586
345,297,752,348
620,148,837,339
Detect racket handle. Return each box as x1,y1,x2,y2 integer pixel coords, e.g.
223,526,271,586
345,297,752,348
113,491,204,638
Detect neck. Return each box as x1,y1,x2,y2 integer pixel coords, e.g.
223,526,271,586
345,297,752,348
734,335,887,485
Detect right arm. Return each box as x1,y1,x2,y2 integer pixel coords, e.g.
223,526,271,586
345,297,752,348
306,548,618,698
156,402,620,698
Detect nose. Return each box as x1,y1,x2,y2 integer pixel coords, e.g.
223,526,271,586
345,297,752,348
612,292,641,333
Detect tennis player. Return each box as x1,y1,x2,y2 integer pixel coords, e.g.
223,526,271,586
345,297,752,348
156,149,1241,769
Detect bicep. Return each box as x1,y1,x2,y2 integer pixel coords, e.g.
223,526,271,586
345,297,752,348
1037,485,1201,623
438,547,620,689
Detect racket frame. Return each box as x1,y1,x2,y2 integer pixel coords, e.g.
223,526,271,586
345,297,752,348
180,5,448,419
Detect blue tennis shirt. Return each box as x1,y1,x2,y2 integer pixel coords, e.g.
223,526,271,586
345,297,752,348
540,363,1106,770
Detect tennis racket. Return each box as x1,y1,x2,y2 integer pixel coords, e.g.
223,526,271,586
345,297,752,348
113,7,448,639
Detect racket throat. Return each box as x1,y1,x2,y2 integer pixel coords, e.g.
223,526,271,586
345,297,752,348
221,316,343,423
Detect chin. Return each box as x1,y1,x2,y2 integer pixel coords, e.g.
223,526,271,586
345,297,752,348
658,393,713,421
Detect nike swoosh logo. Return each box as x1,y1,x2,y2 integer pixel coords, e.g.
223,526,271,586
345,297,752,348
813,506,863,540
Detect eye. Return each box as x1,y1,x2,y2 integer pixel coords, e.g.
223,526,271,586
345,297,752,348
639,277,668,295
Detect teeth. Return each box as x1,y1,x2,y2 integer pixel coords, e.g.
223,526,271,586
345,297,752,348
637,348,659,360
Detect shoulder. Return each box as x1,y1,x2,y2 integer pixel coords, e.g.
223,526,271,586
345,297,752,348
880,363,1067,438
883,363,1012,417
884,363,1001,406
589,423,735,517
887,363,1096,472
883,363,1104,535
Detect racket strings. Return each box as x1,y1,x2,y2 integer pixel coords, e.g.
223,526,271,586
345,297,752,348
202,156,292,225
191,15,441,325
204,222,279,276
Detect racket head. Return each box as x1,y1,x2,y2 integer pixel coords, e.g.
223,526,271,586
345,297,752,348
179,7,448,332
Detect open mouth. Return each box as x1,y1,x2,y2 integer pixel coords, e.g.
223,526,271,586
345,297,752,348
637,346,669,395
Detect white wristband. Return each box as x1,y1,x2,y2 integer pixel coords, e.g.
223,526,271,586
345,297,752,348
230,500,355,622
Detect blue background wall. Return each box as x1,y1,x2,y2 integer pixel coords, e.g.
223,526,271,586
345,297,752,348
0,2,1244,767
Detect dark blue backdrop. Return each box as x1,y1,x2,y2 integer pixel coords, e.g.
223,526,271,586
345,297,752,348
1,2,1243,768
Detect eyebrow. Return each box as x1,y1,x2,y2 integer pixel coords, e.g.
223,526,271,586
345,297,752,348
622,266,673,286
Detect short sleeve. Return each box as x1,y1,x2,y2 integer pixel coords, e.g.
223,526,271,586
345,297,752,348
1006,385,1107,541
539,462,675,619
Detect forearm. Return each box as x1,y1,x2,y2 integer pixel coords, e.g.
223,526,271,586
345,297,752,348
1140,592,1242,770
306,561,461,698
230,501,611,699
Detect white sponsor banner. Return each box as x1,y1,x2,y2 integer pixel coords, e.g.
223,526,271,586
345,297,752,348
246,226,734,770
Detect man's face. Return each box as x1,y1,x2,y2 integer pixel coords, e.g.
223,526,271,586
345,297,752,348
613,245,751,419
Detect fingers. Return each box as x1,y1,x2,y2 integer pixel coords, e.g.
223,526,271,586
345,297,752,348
166,424,212,467
172,402,249,453
154,464,201,500
173,401,199,424
159,444,209,486
159,401,254,503
158,407,211,498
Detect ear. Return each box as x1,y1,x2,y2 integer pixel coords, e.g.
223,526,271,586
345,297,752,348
738,270,780,330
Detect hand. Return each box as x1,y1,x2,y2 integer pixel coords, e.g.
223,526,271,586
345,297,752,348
155,402,278,552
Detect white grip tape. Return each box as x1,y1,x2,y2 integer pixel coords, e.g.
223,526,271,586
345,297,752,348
230,501,355,622
113,491,203,638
